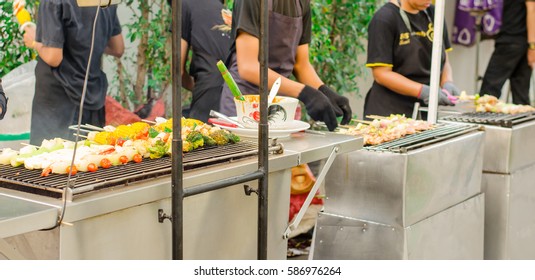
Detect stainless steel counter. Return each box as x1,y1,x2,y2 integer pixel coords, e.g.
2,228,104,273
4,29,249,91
0,131,361,259
312,129,486,259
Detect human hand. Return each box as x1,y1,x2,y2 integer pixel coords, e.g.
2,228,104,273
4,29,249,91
442,81,461,96
418,85,455,106
528,49,535,69
297,85,338,131
318,85,352,125
22,25,36,48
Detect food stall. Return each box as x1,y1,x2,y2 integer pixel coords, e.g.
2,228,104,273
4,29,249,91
442,108,535,259
311,121,486,259
0,132,361,260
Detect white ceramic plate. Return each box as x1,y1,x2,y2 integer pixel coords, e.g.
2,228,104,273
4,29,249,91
215,117,310,138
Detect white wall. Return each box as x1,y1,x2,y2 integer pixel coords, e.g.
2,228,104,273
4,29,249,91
444,1,495,96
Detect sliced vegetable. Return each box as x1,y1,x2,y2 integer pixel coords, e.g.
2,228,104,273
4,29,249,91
119,155,128,164
100,158,112,169
87,163,98,172
41,167,52,177
133,154,142,163
66,165,77,176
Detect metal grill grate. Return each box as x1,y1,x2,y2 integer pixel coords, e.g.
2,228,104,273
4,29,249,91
441,112,535,128
364,123,481,153
0,141,259,198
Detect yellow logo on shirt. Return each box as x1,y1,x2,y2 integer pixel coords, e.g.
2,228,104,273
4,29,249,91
399,23,435,46
426,23,434,42
400,32,410,45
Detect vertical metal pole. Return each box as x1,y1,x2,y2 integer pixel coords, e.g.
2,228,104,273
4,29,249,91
171,0,184,260
474,15,482,94
428,0,445,124
258,0,269,260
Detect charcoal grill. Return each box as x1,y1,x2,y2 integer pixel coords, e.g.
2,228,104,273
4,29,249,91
441,109,535,259
0,140,267,198
365,122,481,153
313,121,486,259
441,111,535,128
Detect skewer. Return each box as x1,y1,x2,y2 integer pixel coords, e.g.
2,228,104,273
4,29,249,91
338,124,354,129
83,123,105,131
351,119,372,125
73,133,88,139
57,138,75,143
142,119,157,124
20,142,39,148
365,115,387,120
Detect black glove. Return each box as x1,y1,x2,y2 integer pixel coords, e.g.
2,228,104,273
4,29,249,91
297,85,338,131
0,79,7,120
418,85,454,106
318,85,352,125
442,81,461,96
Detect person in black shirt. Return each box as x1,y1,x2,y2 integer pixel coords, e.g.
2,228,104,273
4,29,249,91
480,0,535,105
0,79,7,120
22,0,124,145
168,0,232,122
364,0,458,119
219,0,352,131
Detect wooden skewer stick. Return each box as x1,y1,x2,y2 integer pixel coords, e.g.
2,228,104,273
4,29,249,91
142,119,157,124
365,115,387,120
351,119,372,125
83,124,105,131
20,142,39,148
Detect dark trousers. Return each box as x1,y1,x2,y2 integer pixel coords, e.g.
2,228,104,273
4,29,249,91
480,42,533,105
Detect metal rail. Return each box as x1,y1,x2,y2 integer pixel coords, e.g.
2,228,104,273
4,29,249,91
167,0,271,260
365,123,481,153
441,112,535,128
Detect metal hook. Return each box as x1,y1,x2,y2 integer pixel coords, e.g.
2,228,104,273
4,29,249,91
243,184,258,196
158,209,172,223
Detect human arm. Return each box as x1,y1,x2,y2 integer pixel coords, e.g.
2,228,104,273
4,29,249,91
372,66,422,98
0,79,7,120
235,31,339,130
23,25,63,67
104,34,124,58
235,31,305,96
440,53,460,96
180,39,194,91
372,66,453,105
527,0,535,68
293,44,352,124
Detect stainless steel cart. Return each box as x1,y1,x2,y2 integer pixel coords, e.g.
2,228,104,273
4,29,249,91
443,112,535,259
0,132,361,259
311,123,485,259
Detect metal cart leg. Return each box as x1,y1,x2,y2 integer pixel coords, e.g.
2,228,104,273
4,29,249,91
284,145,340,239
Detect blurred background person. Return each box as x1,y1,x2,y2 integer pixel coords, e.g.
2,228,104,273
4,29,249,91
0,79,7,120
364,0,458,119
167,0,232,122
479,0,535,105
23,0,124,145
219,0,352,131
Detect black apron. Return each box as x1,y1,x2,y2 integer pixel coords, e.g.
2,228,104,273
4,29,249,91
30,58,105,145
187,50,225,122
219,0,303,116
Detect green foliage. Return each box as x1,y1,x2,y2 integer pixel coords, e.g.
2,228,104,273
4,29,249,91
0,1,38,77
106,0,172,110
310,0,377,98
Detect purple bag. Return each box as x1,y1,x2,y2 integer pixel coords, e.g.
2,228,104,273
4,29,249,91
452,0,503,46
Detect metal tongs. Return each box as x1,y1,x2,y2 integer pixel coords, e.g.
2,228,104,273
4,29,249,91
209,110,245,128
